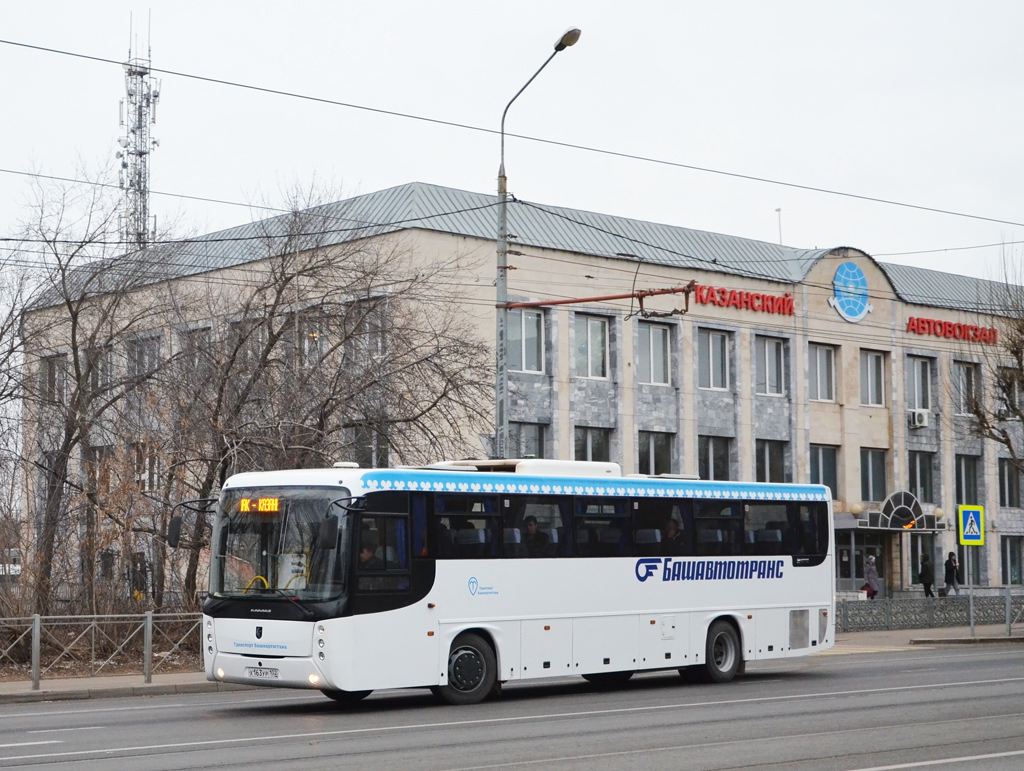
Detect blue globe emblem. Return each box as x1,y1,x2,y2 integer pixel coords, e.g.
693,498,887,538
828,261,873,322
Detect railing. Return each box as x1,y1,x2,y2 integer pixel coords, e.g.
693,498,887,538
0,613,202,690
836,588,1024,633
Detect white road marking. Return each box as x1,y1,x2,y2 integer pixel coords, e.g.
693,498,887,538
847,748,1024,770
0,692,319,720
27,726,104,734
0,741,62,749
2,675,1023,763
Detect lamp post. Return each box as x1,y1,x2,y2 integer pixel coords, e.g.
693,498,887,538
495,26,581,459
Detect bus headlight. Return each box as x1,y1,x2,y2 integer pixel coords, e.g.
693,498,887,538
216,668,225,679
308,674,320,685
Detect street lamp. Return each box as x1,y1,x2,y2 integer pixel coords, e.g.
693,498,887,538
495,27,581,459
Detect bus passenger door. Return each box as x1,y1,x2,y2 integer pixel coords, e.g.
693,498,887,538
638,613,690,670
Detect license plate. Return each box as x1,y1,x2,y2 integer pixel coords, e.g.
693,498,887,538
245,667,279,679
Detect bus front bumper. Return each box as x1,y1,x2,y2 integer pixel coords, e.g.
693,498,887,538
208,651,326,690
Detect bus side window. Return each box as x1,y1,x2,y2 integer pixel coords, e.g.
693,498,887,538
575,498,629,558
411,494,427,557
435,494,500,560
632,499,690,557
357,515,410,592
695,501,741,557
742,503,789,557
792,502,827,556
502,495,570,558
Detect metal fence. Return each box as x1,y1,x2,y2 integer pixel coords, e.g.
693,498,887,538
836,589,1024,633
0,613,201,690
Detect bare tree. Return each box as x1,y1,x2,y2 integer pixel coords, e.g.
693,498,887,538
156,186,492,605
15,177,175,614
961,259,1024,497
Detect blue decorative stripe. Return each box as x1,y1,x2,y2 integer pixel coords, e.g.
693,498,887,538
361,470,828,502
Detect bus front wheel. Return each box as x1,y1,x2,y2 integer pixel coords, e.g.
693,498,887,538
322,688,372,706
435,632,497,705
703,620,741,683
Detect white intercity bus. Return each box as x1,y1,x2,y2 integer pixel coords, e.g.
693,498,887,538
172,459,834,705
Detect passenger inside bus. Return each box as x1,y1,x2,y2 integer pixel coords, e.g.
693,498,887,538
522,515,551,558
661,519,686,556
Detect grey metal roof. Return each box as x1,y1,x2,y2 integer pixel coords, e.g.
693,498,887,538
36,181,1017,316
875,261,1016,315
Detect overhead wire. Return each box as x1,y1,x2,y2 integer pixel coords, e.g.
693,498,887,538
3,37,1024,230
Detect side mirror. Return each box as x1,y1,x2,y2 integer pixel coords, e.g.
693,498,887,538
319,514,339,550
167,515,183,549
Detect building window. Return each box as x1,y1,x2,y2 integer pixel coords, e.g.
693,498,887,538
39,354,67,403
133,442,159,493
637,323,670,385
755,337,785,396
698,435,730,481
999,459,1020,508
698,329,729,390
860,448,886,502
509,309,544,373
755,439,786,483
1003,536,1023,585
996,367,1021,418
810,445,838,499
126,335,163,379
86,346,115,392
908,451,935,504
574,427,610,462
638,431,672,475
808,344,835,401
574,315,608,379
510,423,545,459
352,424,389,468
953,362,978,415
955,454,979,506
908,357,931,410
860,350,885,407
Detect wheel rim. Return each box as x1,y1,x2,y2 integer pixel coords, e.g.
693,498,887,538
712,631,736,671
449,646,485,692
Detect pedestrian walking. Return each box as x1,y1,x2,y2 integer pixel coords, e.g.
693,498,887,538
919,552,935,598
943,552,961,596
863,555,880,600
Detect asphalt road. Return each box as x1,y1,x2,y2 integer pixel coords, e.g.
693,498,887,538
1,644,1023,770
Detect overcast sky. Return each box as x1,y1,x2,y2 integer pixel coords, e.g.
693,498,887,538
3,1,1023,283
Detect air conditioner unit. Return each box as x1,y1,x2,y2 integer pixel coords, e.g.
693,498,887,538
908,409,929,428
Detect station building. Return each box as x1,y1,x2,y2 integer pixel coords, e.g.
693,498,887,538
29,182,1024,598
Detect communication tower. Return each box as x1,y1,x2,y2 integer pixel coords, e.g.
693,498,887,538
117,27,160,250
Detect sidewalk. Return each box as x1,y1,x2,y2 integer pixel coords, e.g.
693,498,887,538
0,671,256,705
1,624,1020,705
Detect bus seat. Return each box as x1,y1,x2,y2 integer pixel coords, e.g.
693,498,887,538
757,529,783,543
635,529,661,544
597,527,624,557
744,530,756,544
456,527,487,559
542,528,558,544
503,527,521,544
635,528,661,556
698,529,723,543
374,546,397,563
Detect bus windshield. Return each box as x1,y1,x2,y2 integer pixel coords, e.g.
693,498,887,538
209,486,351,602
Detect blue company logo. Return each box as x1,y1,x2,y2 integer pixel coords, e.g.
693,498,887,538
828,261,873,323
468,577,479,595
634,557,785,583
635,558,662,582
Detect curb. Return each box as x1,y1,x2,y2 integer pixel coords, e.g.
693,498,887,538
909,636,1024,646
0,681,257,705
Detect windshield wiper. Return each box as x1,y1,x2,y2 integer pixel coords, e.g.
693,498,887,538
249,586,316,617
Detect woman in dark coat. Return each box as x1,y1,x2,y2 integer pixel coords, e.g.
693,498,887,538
919,552,935,597
944,552,961,596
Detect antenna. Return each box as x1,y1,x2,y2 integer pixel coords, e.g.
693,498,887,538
117,15,161,251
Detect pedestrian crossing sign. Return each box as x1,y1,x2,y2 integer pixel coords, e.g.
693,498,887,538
957,505,984,546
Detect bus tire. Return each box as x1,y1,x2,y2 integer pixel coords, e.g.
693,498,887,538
704,620,741,683
581,671,634,689
322,688,372,706
436,633,496,705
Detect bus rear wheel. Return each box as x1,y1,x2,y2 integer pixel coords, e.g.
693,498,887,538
322,688,372,706
435,633,496,705
582,671,634,689
703,620,741,683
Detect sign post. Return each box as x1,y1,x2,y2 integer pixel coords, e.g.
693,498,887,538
957,505,985,637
